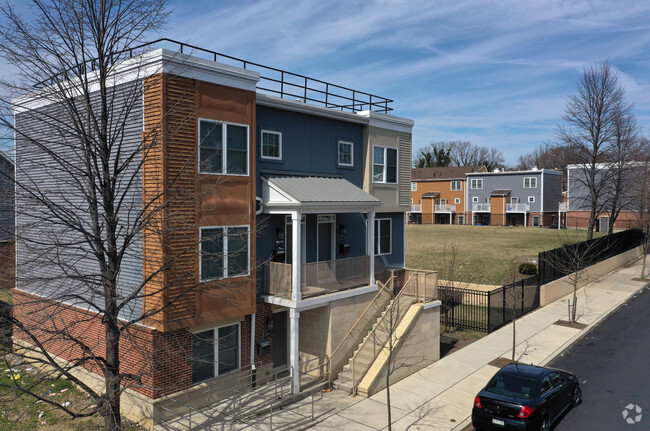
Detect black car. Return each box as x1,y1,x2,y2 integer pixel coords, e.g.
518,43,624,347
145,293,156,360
472,363,581,431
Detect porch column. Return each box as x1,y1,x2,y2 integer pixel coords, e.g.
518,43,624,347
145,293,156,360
291,211,302,302
289,308,300,395
367,210,375,285
524,212,527,227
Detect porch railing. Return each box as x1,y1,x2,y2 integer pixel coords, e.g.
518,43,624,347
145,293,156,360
264,255,371,299
559,202,567,211
507,203,530,212
410,204,422,213
435,204,456,212
473,203,491,211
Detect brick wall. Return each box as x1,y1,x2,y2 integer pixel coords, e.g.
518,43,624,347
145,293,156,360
0,241,14,291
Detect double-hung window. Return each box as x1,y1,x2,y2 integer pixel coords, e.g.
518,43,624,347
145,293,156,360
261,130,282,160
374,218,391,255
338,141,354,167
470,179,483,189
192,323,240,383
451,181,462,191
373,146,397,183
200,226,250,281
524,177,537,188
199,119,248,175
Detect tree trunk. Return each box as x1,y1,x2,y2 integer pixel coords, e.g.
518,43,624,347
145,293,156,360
104,307,122,430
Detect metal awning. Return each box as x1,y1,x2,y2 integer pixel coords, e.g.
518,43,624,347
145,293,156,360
421,191,440,198
261,176,382,213
490,189,511,197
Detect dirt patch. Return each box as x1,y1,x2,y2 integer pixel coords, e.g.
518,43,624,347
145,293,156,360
554,319,588,330
440,329,485,358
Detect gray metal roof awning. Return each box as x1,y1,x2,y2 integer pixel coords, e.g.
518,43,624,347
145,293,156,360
421,191,440,198
490,189,511,197
261,176,382,213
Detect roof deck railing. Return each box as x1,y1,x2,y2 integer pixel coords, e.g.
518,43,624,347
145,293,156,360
34,38,393,114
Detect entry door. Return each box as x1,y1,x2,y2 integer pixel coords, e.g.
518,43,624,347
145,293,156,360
272,311,288,369
317,215,335,262
599,217,609,233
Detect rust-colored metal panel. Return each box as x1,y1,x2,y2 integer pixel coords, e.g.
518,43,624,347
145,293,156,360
142,74,257,331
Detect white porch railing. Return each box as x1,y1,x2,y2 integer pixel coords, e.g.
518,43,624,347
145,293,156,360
265,255,371,299
435,204,456,212
472,203,491,211
507,203,530,212
559,202,567,211
410,204,422,213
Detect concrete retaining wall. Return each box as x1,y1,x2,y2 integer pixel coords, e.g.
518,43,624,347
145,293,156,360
540,245,643,306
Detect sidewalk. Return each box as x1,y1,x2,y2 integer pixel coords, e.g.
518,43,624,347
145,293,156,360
183,258,648,431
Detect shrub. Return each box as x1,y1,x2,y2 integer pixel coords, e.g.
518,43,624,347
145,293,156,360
518,262,537,275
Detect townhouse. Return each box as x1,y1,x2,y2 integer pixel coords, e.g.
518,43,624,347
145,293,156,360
467,168,563,227
409,165,486,224
562,163,646,231
13,41,438,428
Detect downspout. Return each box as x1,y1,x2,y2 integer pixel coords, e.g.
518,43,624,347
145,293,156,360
540,170,544,226
250,313,256,366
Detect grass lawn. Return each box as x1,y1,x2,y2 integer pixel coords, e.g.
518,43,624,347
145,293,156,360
406,224,597,285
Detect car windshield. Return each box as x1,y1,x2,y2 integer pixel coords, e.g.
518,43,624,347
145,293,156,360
485,374,537,399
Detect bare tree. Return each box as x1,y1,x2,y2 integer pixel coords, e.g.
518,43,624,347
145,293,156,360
633,139,650,279
0,2,222,430
413,140,503,171
516,142,580,171
558,62,631,240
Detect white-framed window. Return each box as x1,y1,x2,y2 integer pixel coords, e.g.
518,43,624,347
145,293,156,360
192,323,240,383
200,226,250,281
470,178,483,189
411,182,417,192
261,130,282,160
528,196,535,203
454,198,461,204
374,218,391,255
338,141,354,167
472,196,479,203
524,177,537,188
199,119,249,175
509,197,519,204
451,181,462,191
373,146,397,183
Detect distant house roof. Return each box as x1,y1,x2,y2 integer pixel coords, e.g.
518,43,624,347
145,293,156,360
421,191,440,198
490,189,511,197
412,165,486,181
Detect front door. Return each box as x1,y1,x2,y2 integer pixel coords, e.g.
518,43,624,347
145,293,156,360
599,217,609,233
272,311,288,369
317,215,335,262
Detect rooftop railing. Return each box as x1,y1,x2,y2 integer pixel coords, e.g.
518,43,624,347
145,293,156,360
34,38,393,113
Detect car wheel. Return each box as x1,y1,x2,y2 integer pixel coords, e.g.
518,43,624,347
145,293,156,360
571,385,582,406
540,416,551,431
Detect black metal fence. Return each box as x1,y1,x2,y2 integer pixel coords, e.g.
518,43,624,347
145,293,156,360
440,228,645,333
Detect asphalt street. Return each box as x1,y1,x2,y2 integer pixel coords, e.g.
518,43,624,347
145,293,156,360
549,284,650,430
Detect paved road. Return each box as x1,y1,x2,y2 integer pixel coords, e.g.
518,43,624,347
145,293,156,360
548,285,650,431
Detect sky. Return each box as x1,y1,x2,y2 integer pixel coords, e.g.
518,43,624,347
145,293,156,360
2,0,650,164
162,0,650,165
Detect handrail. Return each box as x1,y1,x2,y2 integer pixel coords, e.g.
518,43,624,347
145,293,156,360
326,276,394,387
33,38,394,113
347,272,419,390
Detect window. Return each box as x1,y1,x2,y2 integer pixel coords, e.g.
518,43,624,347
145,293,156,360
261,130,282,160
199,119,248,175
451,181,462,191
472,196,479,203
533,216,540,227
373,146,397,183
374,218,391,255
192,323,240,383
524,177,537,188
509,197,519,205
454,198,460,204
458,215,464,225
411,182,417,192
528,196,535,203
338,141,354,167
200,226,250,281
470,179,483,189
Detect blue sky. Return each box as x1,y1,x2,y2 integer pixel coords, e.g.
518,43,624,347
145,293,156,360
164,0,650,165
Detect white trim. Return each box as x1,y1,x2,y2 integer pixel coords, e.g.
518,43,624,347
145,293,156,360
472,196,479,203
198,118,250,176
454,198,461,204
199,225,251,282
263,284,378,311
470,178,483,189
528,196,535,203
523,177,537,188
260,129,282,161
450,181,462,191
356,110,414,134
338,140,354,167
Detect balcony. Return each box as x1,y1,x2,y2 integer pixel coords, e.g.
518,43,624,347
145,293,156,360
265,255,371,299
410,204,422,213
472,203,491,212
435,204,456,213
507,204,530,212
